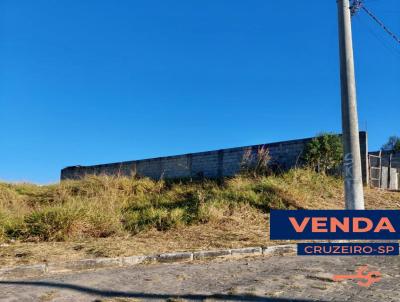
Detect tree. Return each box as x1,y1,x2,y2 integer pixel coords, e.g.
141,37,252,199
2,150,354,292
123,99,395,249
303,133,343,174
382,136,400,152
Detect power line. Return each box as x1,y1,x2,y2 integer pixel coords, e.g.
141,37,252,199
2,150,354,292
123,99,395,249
353,13,400,58
350,0,400,45
362,6,400,44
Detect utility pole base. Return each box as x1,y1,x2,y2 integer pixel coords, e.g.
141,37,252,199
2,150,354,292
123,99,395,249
344,180,364,209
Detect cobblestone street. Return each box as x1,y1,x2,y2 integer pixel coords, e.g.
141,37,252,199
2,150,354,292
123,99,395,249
0,255,399,301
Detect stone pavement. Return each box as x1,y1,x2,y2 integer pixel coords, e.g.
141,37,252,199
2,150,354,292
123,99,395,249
0,255,399,302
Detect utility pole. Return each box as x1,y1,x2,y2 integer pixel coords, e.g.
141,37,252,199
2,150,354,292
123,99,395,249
336,0,365,209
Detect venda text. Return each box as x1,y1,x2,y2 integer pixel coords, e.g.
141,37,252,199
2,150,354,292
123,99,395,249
270,210,400,240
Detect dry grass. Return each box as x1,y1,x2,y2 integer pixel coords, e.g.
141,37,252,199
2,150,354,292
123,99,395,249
0,169,399,267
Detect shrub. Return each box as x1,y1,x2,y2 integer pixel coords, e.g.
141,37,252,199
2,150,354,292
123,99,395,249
302,133,343,174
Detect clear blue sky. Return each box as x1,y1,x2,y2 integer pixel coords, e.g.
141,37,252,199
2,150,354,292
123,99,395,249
1,0,399,183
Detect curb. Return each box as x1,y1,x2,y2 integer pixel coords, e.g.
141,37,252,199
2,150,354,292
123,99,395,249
0,244,297,279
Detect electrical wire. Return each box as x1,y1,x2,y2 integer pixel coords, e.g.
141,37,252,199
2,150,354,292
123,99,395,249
361,6,400,45
351,0,400,45
353,13,400,58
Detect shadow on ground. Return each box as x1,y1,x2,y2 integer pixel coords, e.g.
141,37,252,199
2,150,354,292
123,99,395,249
0,280,327,301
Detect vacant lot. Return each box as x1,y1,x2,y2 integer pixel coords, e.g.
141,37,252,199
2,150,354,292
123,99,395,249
1,169,399,266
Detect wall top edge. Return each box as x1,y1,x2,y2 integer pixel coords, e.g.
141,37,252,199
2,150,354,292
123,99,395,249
62,132,367,171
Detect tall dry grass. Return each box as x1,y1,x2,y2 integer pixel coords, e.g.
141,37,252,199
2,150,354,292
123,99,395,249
0,169,343,242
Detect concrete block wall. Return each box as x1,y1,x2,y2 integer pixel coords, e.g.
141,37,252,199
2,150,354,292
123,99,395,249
61,132,369,183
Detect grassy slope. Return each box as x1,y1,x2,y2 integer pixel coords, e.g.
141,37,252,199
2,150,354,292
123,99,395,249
0,169,399,266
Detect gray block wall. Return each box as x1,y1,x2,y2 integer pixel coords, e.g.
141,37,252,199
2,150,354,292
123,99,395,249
61,132,369,184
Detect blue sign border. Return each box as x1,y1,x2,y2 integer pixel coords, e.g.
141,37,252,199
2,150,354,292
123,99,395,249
270,210,400,240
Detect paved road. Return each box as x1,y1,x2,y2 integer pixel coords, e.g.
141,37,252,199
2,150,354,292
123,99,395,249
0,255,399,302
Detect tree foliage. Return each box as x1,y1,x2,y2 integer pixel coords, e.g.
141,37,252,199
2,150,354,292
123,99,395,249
382,136,400,152
303,133,343,173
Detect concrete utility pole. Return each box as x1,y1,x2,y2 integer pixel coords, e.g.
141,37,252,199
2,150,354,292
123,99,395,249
337,0,365,209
